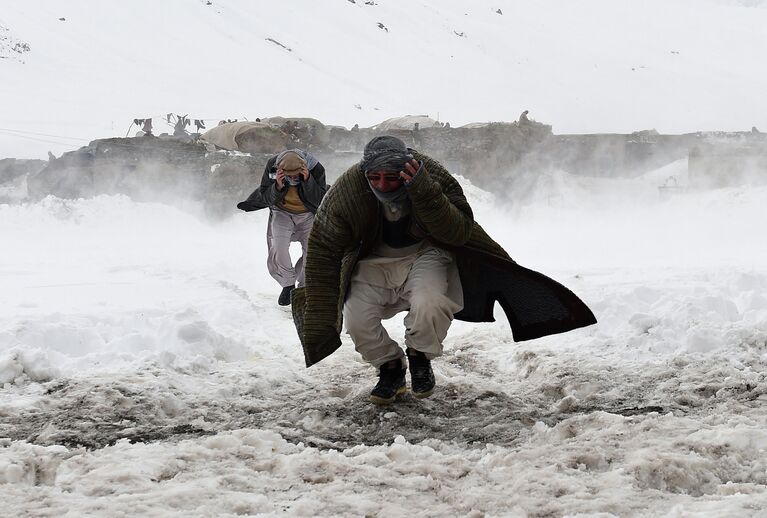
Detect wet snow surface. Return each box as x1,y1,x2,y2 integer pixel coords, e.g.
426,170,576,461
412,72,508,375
2,173,767,516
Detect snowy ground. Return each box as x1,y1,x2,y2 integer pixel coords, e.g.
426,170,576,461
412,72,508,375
2,169,767,516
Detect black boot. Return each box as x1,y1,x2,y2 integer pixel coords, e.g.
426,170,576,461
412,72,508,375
407,348,435,398
277,286,294,306
370,359,407,405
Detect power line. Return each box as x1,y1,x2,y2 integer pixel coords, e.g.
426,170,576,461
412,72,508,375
0,130,81,147
0,113,256,150
0,128,90,141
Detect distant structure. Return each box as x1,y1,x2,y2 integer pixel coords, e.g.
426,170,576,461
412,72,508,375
173,115,190,136
141,118,153,136
280,120,299,139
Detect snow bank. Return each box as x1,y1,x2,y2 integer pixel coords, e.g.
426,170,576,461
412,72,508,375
2,421,766,515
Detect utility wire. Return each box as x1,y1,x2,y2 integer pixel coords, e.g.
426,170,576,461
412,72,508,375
0,128,91,141
0,130,80,147
0,113,255,150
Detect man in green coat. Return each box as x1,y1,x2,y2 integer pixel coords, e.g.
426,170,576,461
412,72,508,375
292,136,596,405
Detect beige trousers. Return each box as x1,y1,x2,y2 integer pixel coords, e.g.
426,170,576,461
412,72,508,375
266,209,314,288
343,246,463,369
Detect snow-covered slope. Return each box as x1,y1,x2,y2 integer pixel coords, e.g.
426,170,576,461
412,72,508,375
2,0,767,158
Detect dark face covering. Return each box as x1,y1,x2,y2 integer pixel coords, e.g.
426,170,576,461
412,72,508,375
360,136,414,211
367,179,409,204
359,136,413,176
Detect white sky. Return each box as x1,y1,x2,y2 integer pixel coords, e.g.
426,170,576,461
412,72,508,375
2,1,767,515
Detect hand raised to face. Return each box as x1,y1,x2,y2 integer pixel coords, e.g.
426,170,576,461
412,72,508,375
399,158,420,184
275,168,286,190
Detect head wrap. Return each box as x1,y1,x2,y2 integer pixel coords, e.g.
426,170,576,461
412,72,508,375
359,136,413,173
276,150,307,172
275,149,319,171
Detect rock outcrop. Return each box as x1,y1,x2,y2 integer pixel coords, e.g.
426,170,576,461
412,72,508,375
0,158,46,202
12,116,767,217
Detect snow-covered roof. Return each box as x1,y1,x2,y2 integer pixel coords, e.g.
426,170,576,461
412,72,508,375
370,115,440,131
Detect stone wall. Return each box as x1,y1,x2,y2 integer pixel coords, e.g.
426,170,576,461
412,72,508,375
0,158,46,202
28,137,214,202
24,122,557,216
319,120,555,187
12,120,767,218
688,135,767,189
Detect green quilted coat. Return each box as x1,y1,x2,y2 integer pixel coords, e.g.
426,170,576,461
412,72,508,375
292,151,596,367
